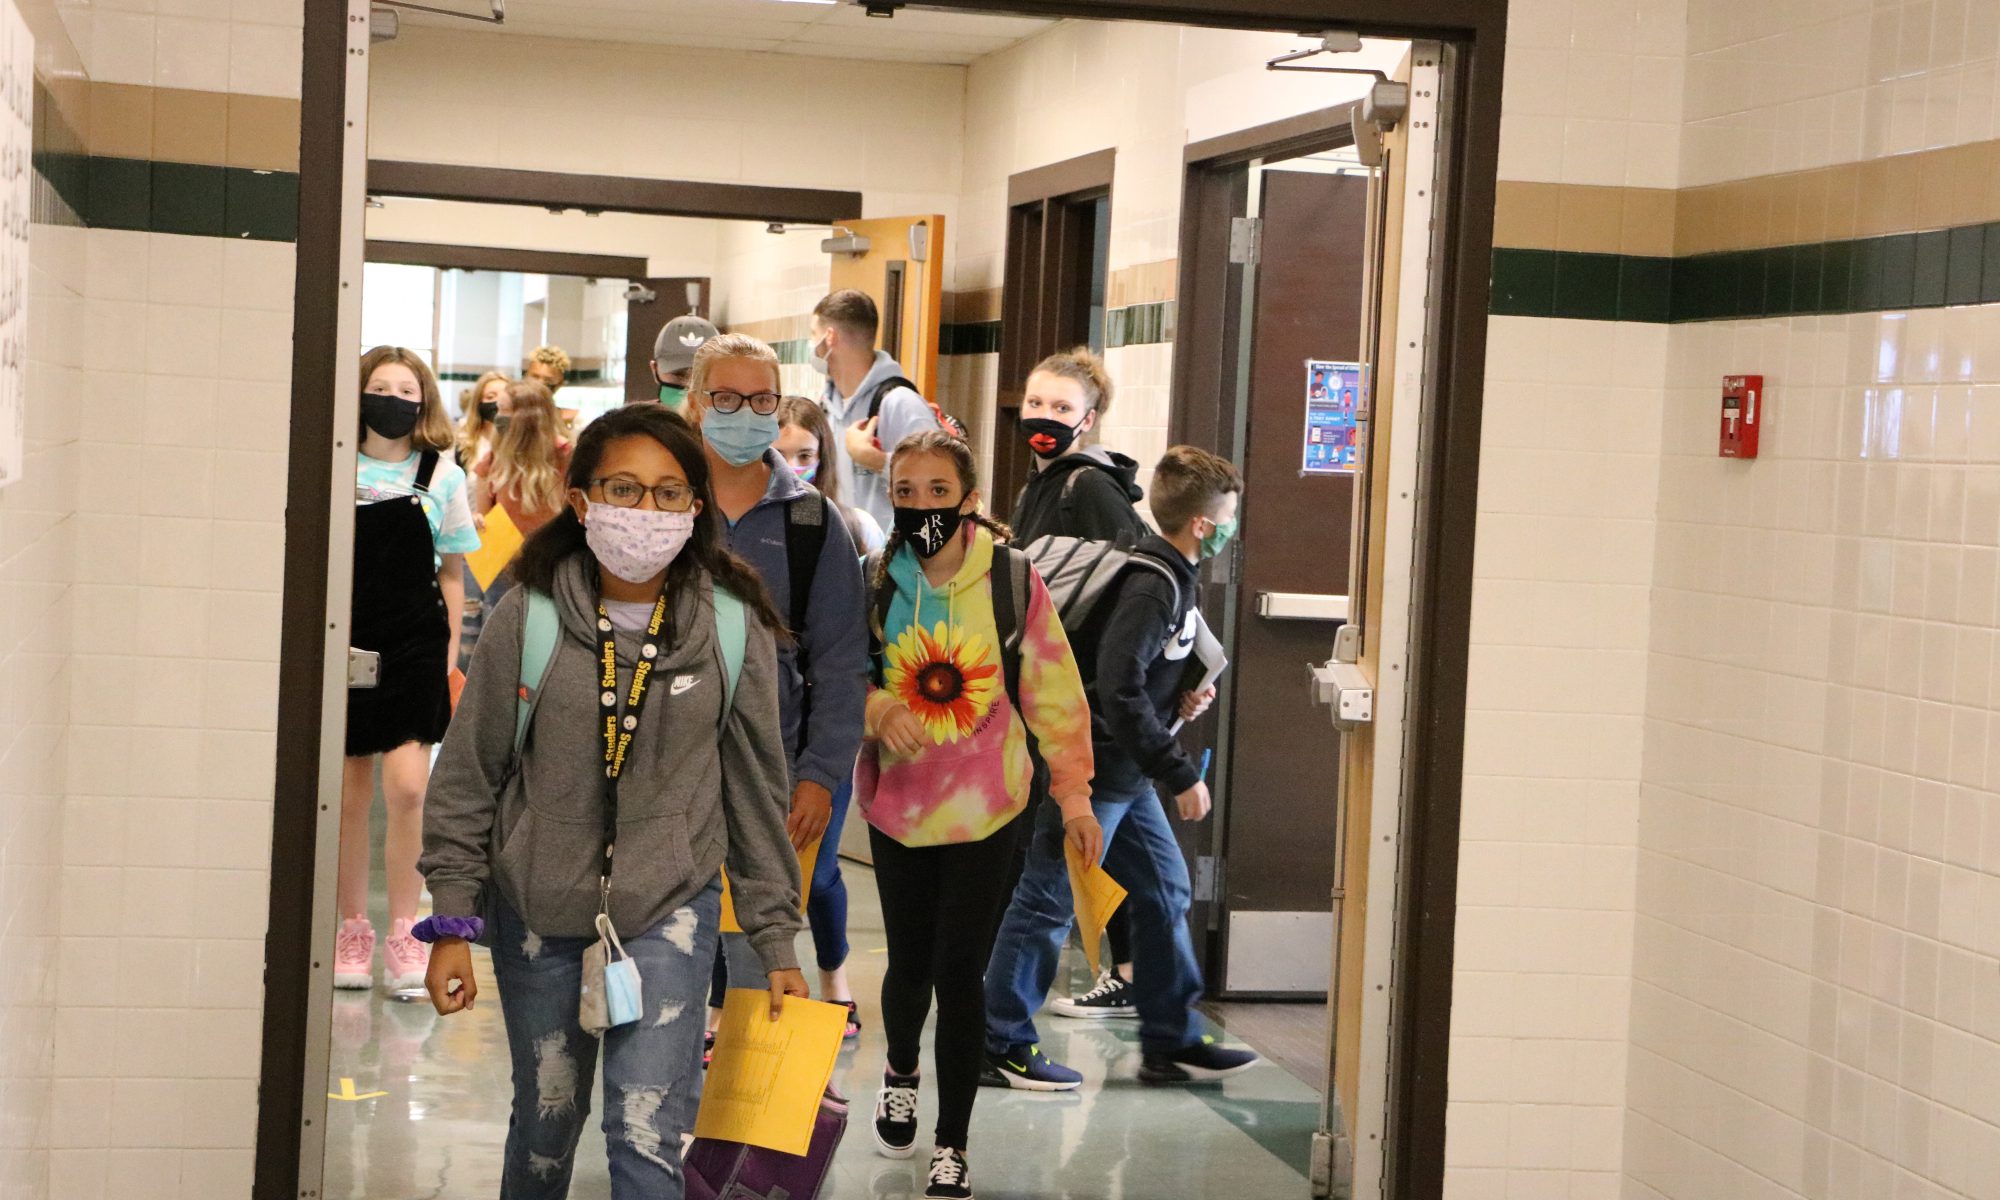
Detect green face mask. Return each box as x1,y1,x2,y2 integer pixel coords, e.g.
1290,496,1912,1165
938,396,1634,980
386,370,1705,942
658,383,689,412
1199,516,1239,559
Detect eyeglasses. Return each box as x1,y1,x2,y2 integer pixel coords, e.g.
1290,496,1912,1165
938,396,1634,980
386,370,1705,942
702,389,781,416
590,477,697,511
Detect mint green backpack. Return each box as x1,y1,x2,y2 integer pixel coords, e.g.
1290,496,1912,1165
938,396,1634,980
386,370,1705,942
512,586,747,761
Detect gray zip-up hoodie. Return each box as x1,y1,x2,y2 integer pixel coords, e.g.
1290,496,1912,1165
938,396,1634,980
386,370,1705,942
421,553,803,973
821,350,940,530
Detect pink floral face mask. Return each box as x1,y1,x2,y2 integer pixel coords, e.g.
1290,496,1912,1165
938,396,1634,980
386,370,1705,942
584,503,696,583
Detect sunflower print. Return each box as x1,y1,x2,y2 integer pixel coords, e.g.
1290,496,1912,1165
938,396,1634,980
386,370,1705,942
883,621,1001,744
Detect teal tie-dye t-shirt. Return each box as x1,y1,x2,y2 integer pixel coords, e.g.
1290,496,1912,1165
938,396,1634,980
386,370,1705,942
355,450,482,570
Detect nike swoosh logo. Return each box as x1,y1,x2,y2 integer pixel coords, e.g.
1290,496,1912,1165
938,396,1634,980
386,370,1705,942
670,676,699,695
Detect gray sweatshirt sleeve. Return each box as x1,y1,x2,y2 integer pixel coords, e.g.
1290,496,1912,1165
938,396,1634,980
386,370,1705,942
792,509,867,794
420,586,526,921
877,385,941,456
720,609,806,973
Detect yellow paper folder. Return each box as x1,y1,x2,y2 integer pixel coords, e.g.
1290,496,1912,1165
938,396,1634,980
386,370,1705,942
464,504,524,591
719,836,820,935
695,989,847,1154
1065,840,1128,976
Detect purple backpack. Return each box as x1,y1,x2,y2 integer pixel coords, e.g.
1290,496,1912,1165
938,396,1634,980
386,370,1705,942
684,1089,848,1200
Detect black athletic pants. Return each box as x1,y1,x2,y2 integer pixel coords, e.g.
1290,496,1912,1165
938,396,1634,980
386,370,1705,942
870,813,1025,1151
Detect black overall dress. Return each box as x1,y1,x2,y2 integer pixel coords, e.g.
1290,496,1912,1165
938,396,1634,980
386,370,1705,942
345,450,454,757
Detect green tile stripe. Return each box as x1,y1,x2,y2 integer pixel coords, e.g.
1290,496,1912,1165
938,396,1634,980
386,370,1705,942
1106,300,1174,348
1493,219,2000,323
29,154,298,241
941,321,1000,356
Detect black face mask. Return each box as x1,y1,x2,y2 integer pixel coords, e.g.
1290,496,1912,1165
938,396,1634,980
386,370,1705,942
1021,416,1081,460
361,392,422,440
493,415,514,437
478,401,499,424
894,504,966,559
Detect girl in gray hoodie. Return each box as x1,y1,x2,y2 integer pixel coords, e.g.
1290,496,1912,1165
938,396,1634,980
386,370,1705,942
416,404,807,1199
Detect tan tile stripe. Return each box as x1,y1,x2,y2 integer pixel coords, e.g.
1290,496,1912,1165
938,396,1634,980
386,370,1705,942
1498,140,2000,259
1108,259,1176,308
85,82,300,172
725,314,811,344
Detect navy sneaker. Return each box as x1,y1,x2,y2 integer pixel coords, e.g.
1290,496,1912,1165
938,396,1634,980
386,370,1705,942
1050,970,1138,1019
983,1043,1082,1092
1138,1035,1259,1084
873,1069,920,1158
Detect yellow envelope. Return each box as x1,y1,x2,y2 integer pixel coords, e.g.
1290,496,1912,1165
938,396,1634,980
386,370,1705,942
719,837,820,935
695,989,847,1154
464,504,524,591
1066,839,1128,976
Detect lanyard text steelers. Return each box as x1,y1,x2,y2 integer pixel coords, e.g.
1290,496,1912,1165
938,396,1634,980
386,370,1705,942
597,592,671,882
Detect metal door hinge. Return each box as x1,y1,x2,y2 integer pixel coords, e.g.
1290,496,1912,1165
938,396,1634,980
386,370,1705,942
1194,855,1223,902
1229,217,1263,265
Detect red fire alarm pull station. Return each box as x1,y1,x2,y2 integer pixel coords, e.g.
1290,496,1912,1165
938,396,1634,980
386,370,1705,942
1720,374,1764,459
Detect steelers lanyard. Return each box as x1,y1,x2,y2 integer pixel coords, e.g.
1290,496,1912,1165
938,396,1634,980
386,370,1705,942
596,591,671,909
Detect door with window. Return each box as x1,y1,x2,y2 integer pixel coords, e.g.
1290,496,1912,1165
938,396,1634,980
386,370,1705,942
827,214,946,401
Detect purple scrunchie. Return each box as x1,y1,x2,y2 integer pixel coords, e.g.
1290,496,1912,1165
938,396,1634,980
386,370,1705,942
410,915,484,944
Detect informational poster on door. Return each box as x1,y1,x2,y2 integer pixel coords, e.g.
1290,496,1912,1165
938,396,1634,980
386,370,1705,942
1302,359,1365,475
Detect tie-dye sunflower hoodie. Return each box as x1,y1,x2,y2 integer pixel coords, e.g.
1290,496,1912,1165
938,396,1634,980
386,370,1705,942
857,524,1094,847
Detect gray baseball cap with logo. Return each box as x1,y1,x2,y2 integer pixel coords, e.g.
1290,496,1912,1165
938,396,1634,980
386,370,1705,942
653,315,719,374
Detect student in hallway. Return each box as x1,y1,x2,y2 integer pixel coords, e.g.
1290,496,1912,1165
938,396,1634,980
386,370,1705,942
339,347,481,995
454,369,512,667
418,404,806,1199
525,344,570,396
469,378,573,620
858,430,1102,1200
646,314,718,418
1009,348,1147,547
774,394,883,1036
1003,348,1148,1013
813,289,941,532
982,445,1259,1090
682,336,868,1065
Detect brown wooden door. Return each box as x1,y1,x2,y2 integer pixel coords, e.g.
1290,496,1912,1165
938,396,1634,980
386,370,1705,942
624,276,710,402
1215,168,1368,989
826,215,945,402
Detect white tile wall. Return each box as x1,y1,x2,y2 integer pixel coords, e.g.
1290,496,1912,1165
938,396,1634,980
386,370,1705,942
71,0,302,98
1446,318,1666,1200
0,218,86,1200
1499,0,1688,188
44,230,293,1200
1623,305,2000,1200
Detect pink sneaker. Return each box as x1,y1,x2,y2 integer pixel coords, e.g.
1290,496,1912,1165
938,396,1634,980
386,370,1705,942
334,917,375,989
384,918,430,994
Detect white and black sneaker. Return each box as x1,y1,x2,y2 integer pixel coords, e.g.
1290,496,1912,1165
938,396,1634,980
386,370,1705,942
873,1069,920,1159
1049,969,1138,1019
924,1146,974,1200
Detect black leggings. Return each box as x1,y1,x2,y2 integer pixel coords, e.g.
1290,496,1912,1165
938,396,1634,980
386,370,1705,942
870,815,1024,1151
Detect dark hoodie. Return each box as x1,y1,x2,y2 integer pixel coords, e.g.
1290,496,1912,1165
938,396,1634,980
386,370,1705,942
1010,447,1146,546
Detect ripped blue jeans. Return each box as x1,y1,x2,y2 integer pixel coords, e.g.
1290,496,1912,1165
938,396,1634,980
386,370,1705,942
492,879,721,1200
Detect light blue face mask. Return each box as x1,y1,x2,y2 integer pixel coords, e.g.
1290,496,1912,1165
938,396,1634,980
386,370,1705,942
703,406,781,467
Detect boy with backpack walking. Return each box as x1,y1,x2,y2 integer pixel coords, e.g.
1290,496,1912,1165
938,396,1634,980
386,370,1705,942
982,445,1259,1090
811,289,949,532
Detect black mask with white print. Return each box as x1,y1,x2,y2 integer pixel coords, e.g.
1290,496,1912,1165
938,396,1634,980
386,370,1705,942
893,504,966,559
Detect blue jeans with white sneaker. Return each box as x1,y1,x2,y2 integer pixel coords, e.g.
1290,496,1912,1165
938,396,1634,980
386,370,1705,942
984,780,1204,1055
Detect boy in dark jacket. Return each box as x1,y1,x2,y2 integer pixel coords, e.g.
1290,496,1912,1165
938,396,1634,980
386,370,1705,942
983,445,1260,1088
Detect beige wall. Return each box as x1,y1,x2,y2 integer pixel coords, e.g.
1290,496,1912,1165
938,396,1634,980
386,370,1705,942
364,199,732,280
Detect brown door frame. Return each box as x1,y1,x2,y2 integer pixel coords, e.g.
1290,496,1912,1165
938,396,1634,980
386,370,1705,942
995,148,1116,516
364,239,651,281
268,5,1504,1199
367,159,862,225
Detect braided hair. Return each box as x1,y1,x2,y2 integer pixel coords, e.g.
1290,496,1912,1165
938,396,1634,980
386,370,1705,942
868,429,1013,638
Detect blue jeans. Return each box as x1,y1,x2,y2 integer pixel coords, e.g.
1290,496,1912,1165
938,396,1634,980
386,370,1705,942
492,880,720,1200
806,777,853,972
984,782,1204,1055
